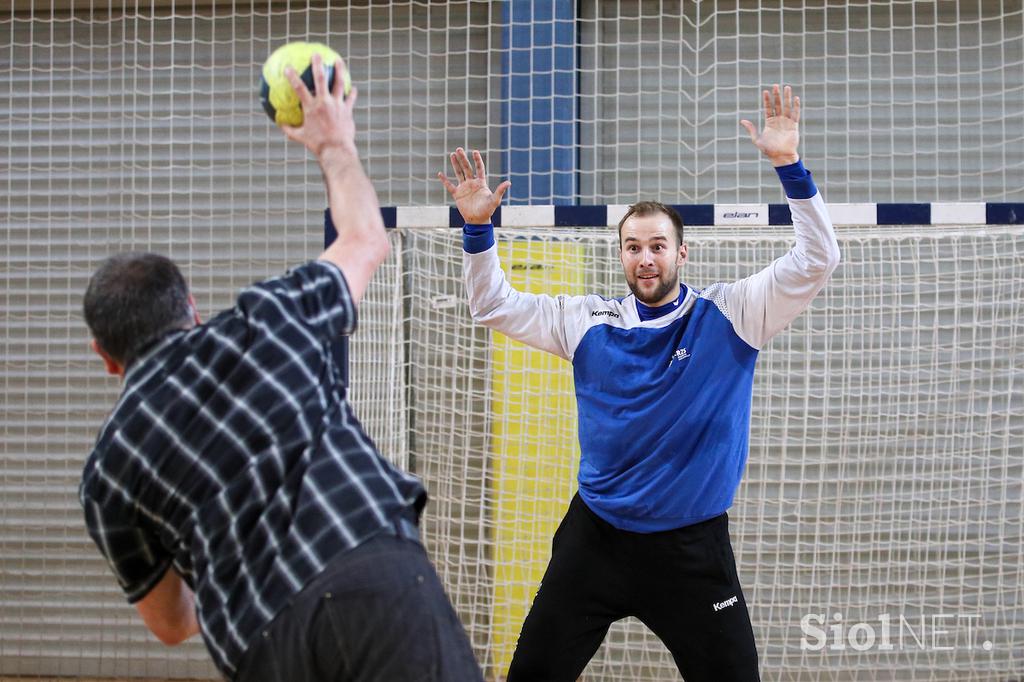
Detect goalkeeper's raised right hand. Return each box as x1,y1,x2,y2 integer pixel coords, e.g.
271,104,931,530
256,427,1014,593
438,147,511,225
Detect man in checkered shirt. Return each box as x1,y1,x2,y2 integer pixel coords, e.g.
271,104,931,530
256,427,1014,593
79,55,483,682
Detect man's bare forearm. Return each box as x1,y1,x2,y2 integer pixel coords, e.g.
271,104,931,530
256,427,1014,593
136,567,201,646
317,145,390,302
320,146,385,245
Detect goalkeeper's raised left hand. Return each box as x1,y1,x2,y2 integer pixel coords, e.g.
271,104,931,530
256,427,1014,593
740,83,800,167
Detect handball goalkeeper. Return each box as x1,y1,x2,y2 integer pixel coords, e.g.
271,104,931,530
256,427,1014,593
440,84,840,682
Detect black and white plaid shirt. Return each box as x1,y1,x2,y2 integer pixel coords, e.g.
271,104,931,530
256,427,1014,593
79,260,426,678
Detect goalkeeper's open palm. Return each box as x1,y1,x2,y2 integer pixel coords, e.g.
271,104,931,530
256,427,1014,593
438,148,511,225
740,84,800,167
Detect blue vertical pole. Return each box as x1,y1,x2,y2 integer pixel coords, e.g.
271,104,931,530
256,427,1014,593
502,0,577,204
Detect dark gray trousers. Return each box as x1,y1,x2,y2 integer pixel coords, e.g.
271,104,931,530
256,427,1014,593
235,528,482,682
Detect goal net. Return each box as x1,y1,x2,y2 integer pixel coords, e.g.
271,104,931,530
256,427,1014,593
349,222,1024,682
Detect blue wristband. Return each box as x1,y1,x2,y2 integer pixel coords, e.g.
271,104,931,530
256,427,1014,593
463,223,495,254
774,159,817,199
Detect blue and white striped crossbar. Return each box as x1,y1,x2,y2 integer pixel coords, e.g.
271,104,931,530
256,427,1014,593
373,203,1024,228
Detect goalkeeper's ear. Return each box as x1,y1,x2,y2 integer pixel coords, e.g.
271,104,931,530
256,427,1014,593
676,242,689,268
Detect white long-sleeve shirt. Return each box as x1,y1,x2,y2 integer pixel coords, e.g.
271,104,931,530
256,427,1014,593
463,162,840,531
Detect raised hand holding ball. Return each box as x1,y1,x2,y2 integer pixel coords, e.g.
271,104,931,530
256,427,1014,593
259,42,351,127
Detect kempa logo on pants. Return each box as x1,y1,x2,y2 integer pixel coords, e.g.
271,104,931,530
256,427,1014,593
713,596,738,612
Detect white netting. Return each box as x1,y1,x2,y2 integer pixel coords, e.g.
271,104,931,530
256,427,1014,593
2,1,1023,680
576,0,1024,203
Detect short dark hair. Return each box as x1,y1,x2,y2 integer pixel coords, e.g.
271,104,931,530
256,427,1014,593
83,252,193,367
617,201,685,247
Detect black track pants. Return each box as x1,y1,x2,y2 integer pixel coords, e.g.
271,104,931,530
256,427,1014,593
506,494,759,682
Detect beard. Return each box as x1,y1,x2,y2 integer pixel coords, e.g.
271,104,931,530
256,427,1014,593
627,270,680,305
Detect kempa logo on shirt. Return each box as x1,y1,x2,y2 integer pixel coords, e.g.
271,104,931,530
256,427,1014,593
591,310,620,318
713,596,739,612
670,347,691,365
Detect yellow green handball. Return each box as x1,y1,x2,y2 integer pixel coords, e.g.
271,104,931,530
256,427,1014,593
259,42,351,127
